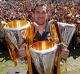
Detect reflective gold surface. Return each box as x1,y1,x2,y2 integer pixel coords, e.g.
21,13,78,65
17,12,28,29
5,20,28,28
32,41,54,50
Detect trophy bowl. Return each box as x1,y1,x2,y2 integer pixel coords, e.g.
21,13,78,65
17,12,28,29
58,22,76,47
30,41,58,74
4,20,30,65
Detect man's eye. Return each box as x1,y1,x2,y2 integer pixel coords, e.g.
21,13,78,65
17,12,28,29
35,11,46,14
35,11,40,14
42,11,46,14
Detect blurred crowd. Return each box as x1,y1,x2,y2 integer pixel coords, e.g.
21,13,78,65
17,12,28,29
0,1,80,22
0,1,80,48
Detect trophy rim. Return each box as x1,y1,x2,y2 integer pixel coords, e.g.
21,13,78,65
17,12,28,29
4,21,30,31
30,41,58,54
58,22,76,27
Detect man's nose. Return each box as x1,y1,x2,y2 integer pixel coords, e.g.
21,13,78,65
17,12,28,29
38,13,44,17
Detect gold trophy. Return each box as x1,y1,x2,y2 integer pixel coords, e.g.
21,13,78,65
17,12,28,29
30,41,59,74
4,20,33,74
58,22,76,47
57,22,76,73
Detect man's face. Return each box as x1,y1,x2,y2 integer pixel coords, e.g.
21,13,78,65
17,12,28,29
34,5,48,25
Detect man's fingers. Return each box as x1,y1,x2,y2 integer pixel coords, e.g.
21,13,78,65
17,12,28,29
60,49,69,59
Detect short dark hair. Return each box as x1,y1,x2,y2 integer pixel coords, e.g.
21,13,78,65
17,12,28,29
32,2,52,14
33,2,47,11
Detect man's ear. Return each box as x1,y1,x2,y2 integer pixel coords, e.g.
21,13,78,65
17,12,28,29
46,14,48,20
32,12,34,19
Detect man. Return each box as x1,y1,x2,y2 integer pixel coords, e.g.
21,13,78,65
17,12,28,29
29,3,69,74
18,2,69,73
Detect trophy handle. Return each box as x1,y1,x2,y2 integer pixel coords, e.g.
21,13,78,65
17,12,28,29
8,46,17,67
25,24,34,74
5,37,17,67
57,49,61,74
26,42,33,74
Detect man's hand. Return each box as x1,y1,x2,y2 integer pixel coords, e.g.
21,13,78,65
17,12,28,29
18,43,26,59
60,48,69,60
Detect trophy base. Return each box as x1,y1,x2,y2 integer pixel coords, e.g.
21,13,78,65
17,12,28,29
17,58,27,64
7,69,27,74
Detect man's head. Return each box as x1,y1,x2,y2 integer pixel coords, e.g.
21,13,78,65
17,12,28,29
33,3,48,25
